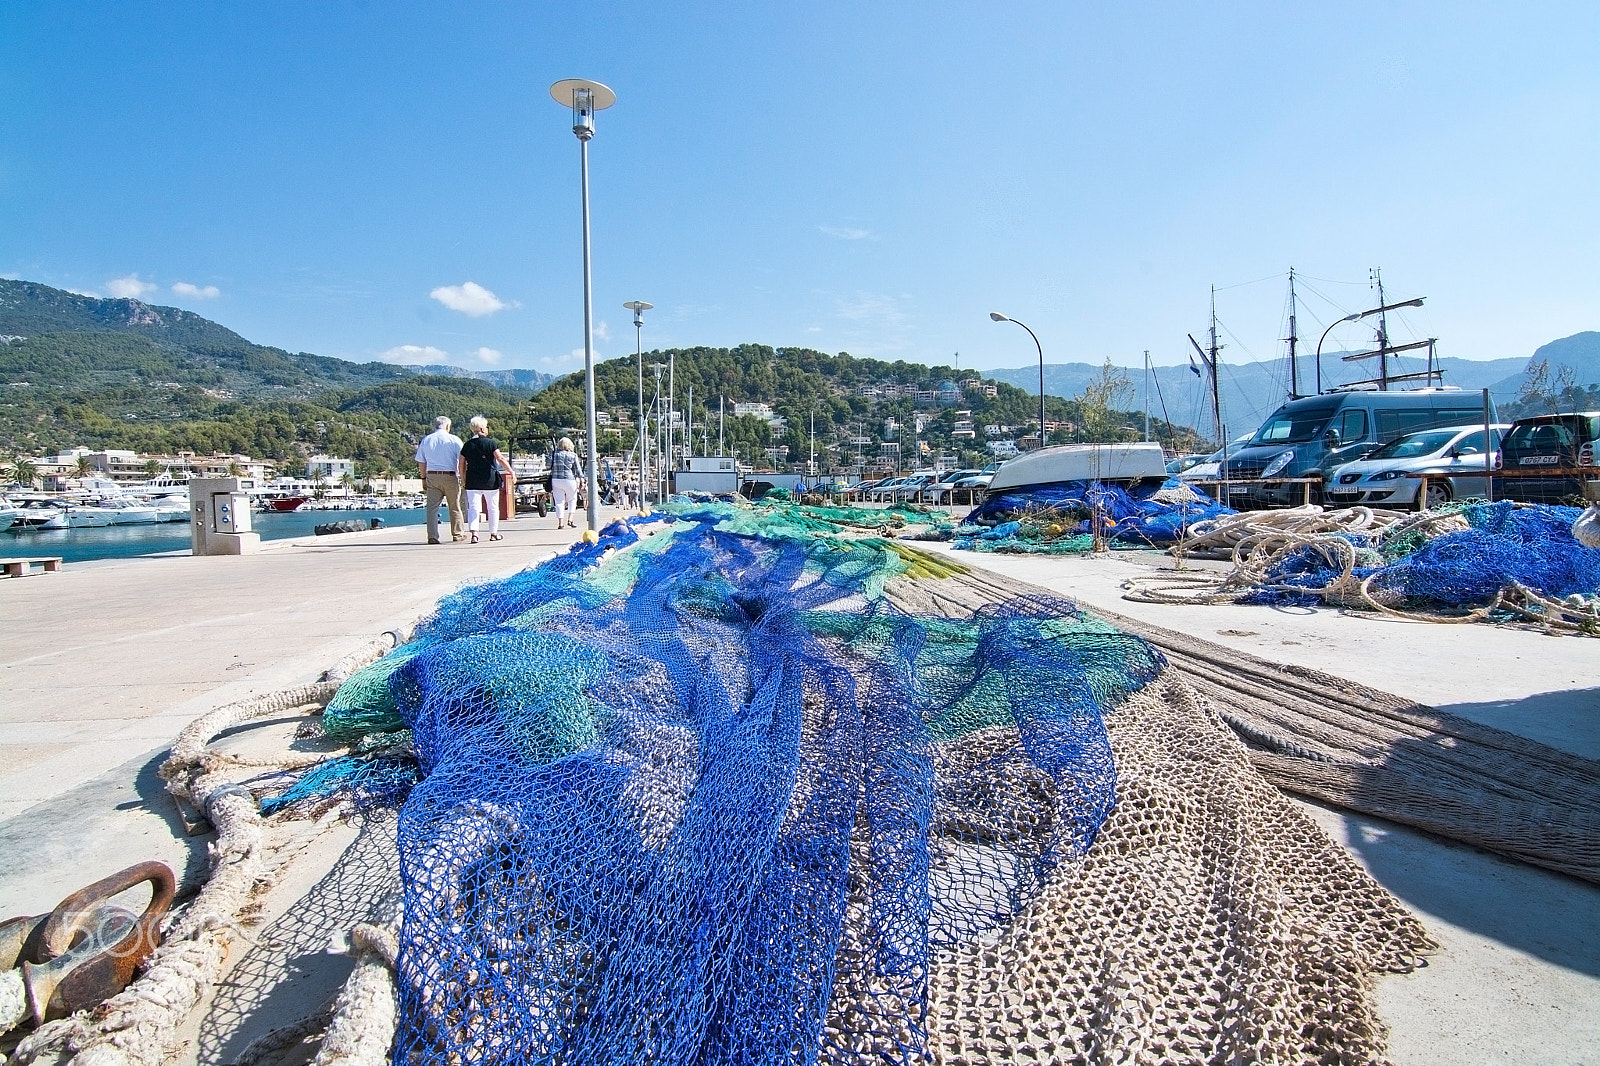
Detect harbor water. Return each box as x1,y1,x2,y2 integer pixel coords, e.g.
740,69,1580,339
3,507,432,564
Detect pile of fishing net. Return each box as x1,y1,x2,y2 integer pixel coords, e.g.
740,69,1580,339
951,478,1233,553
1127,500,1600,632
263,501,1431,1064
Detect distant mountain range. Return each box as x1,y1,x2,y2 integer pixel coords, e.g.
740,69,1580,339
989,331,1600,434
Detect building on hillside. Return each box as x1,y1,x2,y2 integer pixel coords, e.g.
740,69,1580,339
961,378,999,398
952,411,976,439
306,454,356,485
732,401,774,420
937,381,963,405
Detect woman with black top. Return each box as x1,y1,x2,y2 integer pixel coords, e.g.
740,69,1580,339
458,416,516,543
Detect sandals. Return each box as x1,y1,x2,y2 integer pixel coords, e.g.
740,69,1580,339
470,533,479,544
489,534,504,541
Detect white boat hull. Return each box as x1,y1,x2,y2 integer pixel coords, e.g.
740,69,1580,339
986,443,1168,493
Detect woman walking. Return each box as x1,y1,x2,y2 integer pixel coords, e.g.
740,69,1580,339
458,416,516,543
550,437,584,529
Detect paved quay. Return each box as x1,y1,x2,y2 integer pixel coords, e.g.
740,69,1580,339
0,519,1594,1064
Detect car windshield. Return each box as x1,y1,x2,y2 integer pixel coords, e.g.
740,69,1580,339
1251,406,1338,445
1366,429,1458,460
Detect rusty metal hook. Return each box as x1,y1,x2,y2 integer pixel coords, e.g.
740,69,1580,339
19,861,175,1024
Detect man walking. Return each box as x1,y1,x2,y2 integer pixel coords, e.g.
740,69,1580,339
415,415,465,543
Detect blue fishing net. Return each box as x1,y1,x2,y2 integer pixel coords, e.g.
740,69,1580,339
957,478,1233,551
310,505,1163,1064
1242,502,1600,610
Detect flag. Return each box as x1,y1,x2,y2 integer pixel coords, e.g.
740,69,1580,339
1189,353,1202,376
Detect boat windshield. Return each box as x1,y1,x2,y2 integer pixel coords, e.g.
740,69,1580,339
1251,405,1339,445
1366,429,1458,461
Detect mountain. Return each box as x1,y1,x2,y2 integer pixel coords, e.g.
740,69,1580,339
0,279,549,470
990,331,1598,437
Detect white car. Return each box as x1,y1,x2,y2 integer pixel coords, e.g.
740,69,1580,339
1325,424,1508,510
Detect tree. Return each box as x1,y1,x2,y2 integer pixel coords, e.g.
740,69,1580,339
6,458,38,489
144,458,162,478
1076,359,1136,442
73,454,94,480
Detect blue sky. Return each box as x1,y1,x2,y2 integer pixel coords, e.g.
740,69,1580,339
3,1,1596,378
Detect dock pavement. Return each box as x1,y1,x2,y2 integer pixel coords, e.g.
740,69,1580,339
0,513,1595,1064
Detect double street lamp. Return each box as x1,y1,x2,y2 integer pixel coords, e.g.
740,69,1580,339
990,312,1047,449
550,77,616,532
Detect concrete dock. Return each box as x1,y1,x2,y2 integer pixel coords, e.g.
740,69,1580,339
0,515,1595,1063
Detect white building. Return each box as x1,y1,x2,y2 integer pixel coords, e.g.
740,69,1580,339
732,401,774,420
306,454,356,485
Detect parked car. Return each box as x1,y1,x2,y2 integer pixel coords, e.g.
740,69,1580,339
1325,424,1507,510
919,468,984,504
1492,411,1600,504
1219,390,1495,507
1165,453,1209,476
864,476,911,502
1177,436,1254,484
889,473,937,503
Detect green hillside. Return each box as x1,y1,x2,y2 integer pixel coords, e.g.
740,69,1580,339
1,279,1193,475
527,344,1200,470
0,280,539,473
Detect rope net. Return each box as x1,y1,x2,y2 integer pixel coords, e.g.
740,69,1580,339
284,502,1431,1064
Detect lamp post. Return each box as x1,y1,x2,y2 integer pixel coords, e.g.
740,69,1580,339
1314,298,1424,394
990,312,1047,449
623,300,652,504
550,77,616,532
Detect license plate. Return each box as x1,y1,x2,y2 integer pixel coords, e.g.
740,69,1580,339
1227,486,1248,495
1519,456,1560,465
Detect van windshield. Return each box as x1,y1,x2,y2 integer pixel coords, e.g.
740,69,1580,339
1251,404,1339,445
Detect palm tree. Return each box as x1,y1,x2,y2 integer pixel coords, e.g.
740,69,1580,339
6,458,38,489
144,459,162,479
73,454,95,480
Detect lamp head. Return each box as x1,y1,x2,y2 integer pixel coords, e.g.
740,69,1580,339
989,312,1008,322
550,79,616,140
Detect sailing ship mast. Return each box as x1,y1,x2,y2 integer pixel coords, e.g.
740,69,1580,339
1187,287,1225,447
1286,268,1301,398
1339,268,1440,390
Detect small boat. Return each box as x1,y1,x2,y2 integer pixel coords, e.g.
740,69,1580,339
145,493,191,523
266,495,310,513
986,443,1168,495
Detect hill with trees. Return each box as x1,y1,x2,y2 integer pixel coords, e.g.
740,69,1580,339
526,344,1200,473
0,280,547,474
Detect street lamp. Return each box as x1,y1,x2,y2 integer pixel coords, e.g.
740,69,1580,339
1314,298,1424,395
990,312,1047,449
550,77,616,533
623,300,652,505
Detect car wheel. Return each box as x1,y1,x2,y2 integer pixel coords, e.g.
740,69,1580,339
1421,480,1452,511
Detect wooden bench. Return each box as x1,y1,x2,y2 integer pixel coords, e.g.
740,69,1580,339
0,556,63,578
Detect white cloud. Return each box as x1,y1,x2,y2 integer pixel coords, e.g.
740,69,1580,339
819,224,874,241
381,344,450,365
471,346,503,365
429,281,508,317
106,274,157,298
594,320,611,343
67,288,101,298
171,281,221,299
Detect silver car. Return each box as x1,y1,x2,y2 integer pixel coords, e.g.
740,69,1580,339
1325,424,1508,510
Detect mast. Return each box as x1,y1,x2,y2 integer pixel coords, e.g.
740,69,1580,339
1372,267,1390,391
1143,350,1151,442
1286,267,1300,398
1209,287,1223,445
